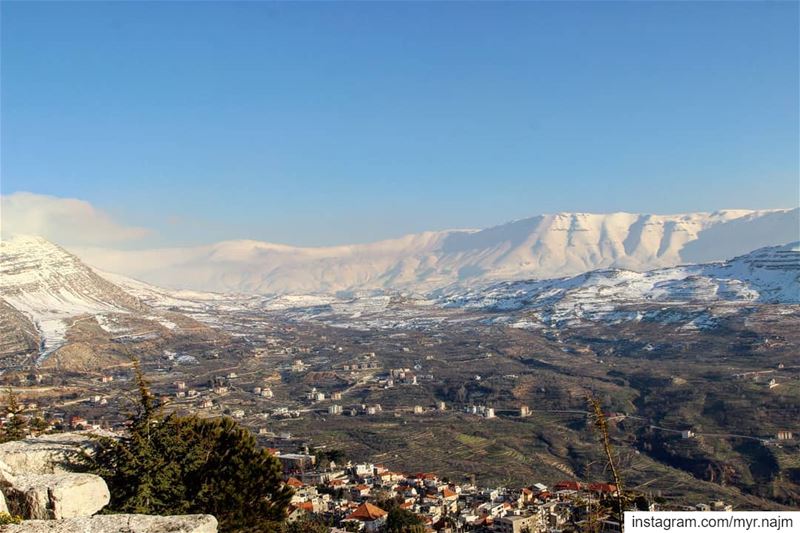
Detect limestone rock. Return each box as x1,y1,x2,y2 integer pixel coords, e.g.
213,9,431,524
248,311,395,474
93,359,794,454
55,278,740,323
0,459,17,487
0,513,218,532
4,473,109,520
0,432,106,476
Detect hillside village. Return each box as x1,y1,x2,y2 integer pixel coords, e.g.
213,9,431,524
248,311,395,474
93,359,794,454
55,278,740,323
0,352,780,533
270,454,740,532
0,422,738,533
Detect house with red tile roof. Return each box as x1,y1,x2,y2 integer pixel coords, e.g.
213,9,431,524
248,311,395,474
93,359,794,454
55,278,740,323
343,502,388,532
285,476,304,488
588,483,618,495
285,501,313,523
351,483,371,499
554,480,582,492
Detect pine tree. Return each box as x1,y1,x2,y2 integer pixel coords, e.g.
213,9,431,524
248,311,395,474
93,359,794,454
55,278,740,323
80,359,293,532
29,416,50,435
0,388,27,443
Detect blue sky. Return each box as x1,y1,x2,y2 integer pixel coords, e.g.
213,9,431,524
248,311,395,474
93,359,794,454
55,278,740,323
2,1,798,247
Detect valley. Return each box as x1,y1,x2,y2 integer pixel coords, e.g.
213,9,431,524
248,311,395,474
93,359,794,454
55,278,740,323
3,3,798,528
0,234,798,512
0,235,798,512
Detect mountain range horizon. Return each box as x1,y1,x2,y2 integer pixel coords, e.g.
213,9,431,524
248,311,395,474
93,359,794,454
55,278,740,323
1,230,798,358
4,206,797,295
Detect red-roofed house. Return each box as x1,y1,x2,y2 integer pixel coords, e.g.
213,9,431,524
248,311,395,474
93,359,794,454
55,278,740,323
351,484,371,499
285,502,312,523
520,487,535,504
588,483,618,495
554,481,582,492
295,501,313,512
285,477,304,489
378,471,405,483
344,502,388,532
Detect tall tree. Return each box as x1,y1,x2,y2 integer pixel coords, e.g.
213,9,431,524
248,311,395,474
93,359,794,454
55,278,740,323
81,360,292,532
0,388,27,443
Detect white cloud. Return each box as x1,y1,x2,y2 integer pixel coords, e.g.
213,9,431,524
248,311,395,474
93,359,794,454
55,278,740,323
0,191,151,245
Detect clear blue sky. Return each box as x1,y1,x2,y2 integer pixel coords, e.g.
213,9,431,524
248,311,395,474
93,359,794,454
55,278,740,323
2,1,798,247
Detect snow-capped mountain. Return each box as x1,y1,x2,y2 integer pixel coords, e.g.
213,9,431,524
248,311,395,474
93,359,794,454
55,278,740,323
0,235,206,357
97,268,236,310
73,208,799,294
434,242,800,327
2,234,798,356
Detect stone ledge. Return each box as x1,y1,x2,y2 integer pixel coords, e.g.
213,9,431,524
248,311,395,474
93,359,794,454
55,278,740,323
4,473,110,520
0,513,218,532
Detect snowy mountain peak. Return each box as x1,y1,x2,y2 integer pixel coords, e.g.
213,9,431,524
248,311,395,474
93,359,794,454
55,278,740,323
0,234,141,306
0,234,147,352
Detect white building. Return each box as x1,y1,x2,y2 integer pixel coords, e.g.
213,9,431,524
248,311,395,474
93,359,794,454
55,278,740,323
495,514,543,533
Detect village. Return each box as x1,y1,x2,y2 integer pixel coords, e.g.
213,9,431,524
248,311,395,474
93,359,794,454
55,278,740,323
0,356,779,533
3,338,793,452
267,448,738,532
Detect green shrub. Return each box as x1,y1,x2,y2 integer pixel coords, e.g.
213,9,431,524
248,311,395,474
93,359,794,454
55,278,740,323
0,512,23,525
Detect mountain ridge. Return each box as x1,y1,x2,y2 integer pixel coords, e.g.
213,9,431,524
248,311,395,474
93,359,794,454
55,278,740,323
0,235,221,362
69,208,799,294
1,234,797,361
435,241,800,312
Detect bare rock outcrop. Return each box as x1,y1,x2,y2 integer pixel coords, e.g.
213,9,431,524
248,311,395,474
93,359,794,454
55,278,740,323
0,432,104,475
0,488,8,514
0,434,218,532
0,513,218,532
3,473,110,520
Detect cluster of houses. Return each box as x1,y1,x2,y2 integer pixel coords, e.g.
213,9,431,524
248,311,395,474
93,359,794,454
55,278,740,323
276,454,634,532
383,368,418,387
322,403,384,417
342,360,380,372
276,455,749,532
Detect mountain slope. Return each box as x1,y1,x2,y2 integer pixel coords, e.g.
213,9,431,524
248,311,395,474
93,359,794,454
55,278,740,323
72,208,799,294
434,242,800,327
97,269,235,310
0,297,41,363
0,236,223,363
0,235,150,352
